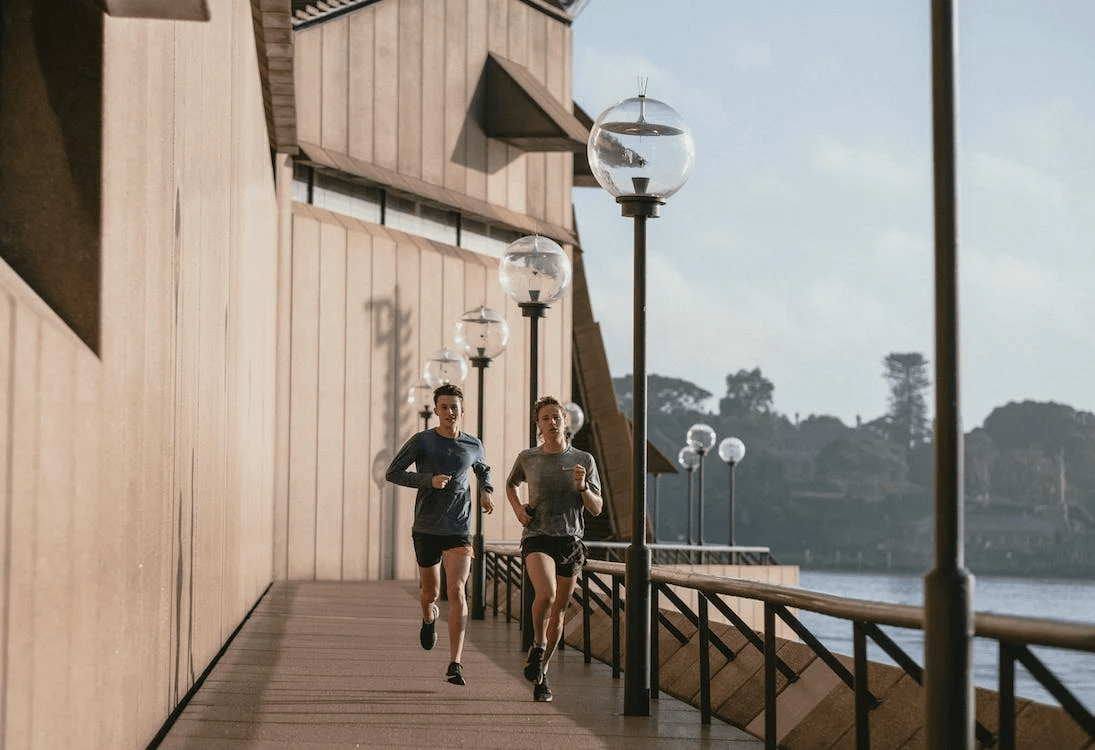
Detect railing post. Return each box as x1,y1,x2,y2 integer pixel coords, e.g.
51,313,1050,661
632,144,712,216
612,576,622,678
854,622,871,750
650,583,660,700
491,553,499,617
999,642,1016,750
582,572,592,663
699,593,712,724
765,603,777,750
506,555,514,621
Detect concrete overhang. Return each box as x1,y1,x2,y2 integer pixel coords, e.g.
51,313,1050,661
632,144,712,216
484,52,588,153
96,0,210,20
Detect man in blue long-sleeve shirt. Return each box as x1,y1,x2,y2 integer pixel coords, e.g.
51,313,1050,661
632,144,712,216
385,383,494,686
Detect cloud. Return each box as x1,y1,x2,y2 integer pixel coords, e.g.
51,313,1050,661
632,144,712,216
962,245,1085,334
812,135,921,192
967,151,1068,212
573,47,682,115
727,39,774,72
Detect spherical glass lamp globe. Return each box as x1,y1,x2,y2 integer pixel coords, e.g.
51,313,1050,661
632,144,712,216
587,93,694,200
455,306,509,360
423,348,468,387
498,234,572,307
678,445,699,471
407,380,434,408
564,401,585,434
718,437,746,465
686,423,717,454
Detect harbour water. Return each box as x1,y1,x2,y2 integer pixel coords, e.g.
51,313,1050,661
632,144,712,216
797,570,1095,712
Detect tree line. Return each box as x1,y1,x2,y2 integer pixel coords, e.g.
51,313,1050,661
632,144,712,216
607,352,1095,577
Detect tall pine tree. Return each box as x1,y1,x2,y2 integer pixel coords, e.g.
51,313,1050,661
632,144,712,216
883,352,931,450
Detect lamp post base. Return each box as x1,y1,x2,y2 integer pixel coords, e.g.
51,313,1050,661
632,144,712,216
623,542,651,716
924,565,975,748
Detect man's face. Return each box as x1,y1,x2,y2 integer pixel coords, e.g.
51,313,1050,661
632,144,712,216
537,405,565,440
435,395,462,426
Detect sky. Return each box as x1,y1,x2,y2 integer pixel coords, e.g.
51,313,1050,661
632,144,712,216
569,1,1095,432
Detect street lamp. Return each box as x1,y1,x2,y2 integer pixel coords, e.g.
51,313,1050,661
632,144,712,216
677,446,699,545
408,380,434,430
500,235,570,650
686,423,716,546
424,348,468,389
499,234,571,447
924,3,973,746
718,437,746,556
588,84,693,716
564,401,585,435
455,306,510,621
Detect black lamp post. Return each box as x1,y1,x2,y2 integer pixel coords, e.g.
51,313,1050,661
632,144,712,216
588,86,693,717
718,437,745,558
686,423,716,546
677,445,698,545
500,235,572,446
500,234,571,649
408,380,434,430
925,2,973,746
455,306,509,621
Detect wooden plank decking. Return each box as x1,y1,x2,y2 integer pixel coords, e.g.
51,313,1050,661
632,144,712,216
153,580,761,749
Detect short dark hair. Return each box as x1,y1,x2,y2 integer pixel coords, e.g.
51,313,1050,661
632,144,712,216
433,383,464,404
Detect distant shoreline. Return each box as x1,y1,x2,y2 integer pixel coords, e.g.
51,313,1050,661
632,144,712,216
796,562,1095,581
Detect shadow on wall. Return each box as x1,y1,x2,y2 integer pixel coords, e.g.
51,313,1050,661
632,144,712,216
0,0,103,352
367,287,415,579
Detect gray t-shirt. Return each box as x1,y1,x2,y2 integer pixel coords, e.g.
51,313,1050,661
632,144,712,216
506,445,601,539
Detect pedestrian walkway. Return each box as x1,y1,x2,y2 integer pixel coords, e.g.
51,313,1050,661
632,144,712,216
154,580,762,748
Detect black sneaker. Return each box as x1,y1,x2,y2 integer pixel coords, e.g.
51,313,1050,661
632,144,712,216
533,678,553,702
420,604,439,650
446,661,465,686
523,645,545,683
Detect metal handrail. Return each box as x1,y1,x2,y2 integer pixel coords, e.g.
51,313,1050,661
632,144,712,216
483,544,1095,750
584,540,779,566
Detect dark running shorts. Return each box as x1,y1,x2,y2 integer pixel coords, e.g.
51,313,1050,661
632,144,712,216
521,535,586,578
412,533,473,568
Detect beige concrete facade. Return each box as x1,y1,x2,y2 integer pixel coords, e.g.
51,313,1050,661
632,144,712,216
0,0,584,746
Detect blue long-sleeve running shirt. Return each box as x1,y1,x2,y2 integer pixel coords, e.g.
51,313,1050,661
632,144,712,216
385,429,493,536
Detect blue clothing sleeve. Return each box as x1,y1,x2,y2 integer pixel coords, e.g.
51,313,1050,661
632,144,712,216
385,433,433,489
473,451,493,493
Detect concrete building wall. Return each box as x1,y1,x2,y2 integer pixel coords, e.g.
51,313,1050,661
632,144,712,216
276,202,573,582
277,0,577,581
0,0,279,746
294,0,574,231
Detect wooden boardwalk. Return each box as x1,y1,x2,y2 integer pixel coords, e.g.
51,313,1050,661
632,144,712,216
154,580,762,749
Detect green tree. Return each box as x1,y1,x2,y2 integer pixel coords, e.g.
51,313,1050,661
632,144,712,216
990,448,1058,507
648,374,713,415
719,367,774,419
883,352,930,450
816,436,906,483
964,428,998,501
612,373,713,417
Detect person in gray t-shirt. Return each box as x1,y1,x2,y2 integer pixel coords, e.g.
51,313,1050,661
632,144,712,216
506,396,602,702
386,384,494,686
